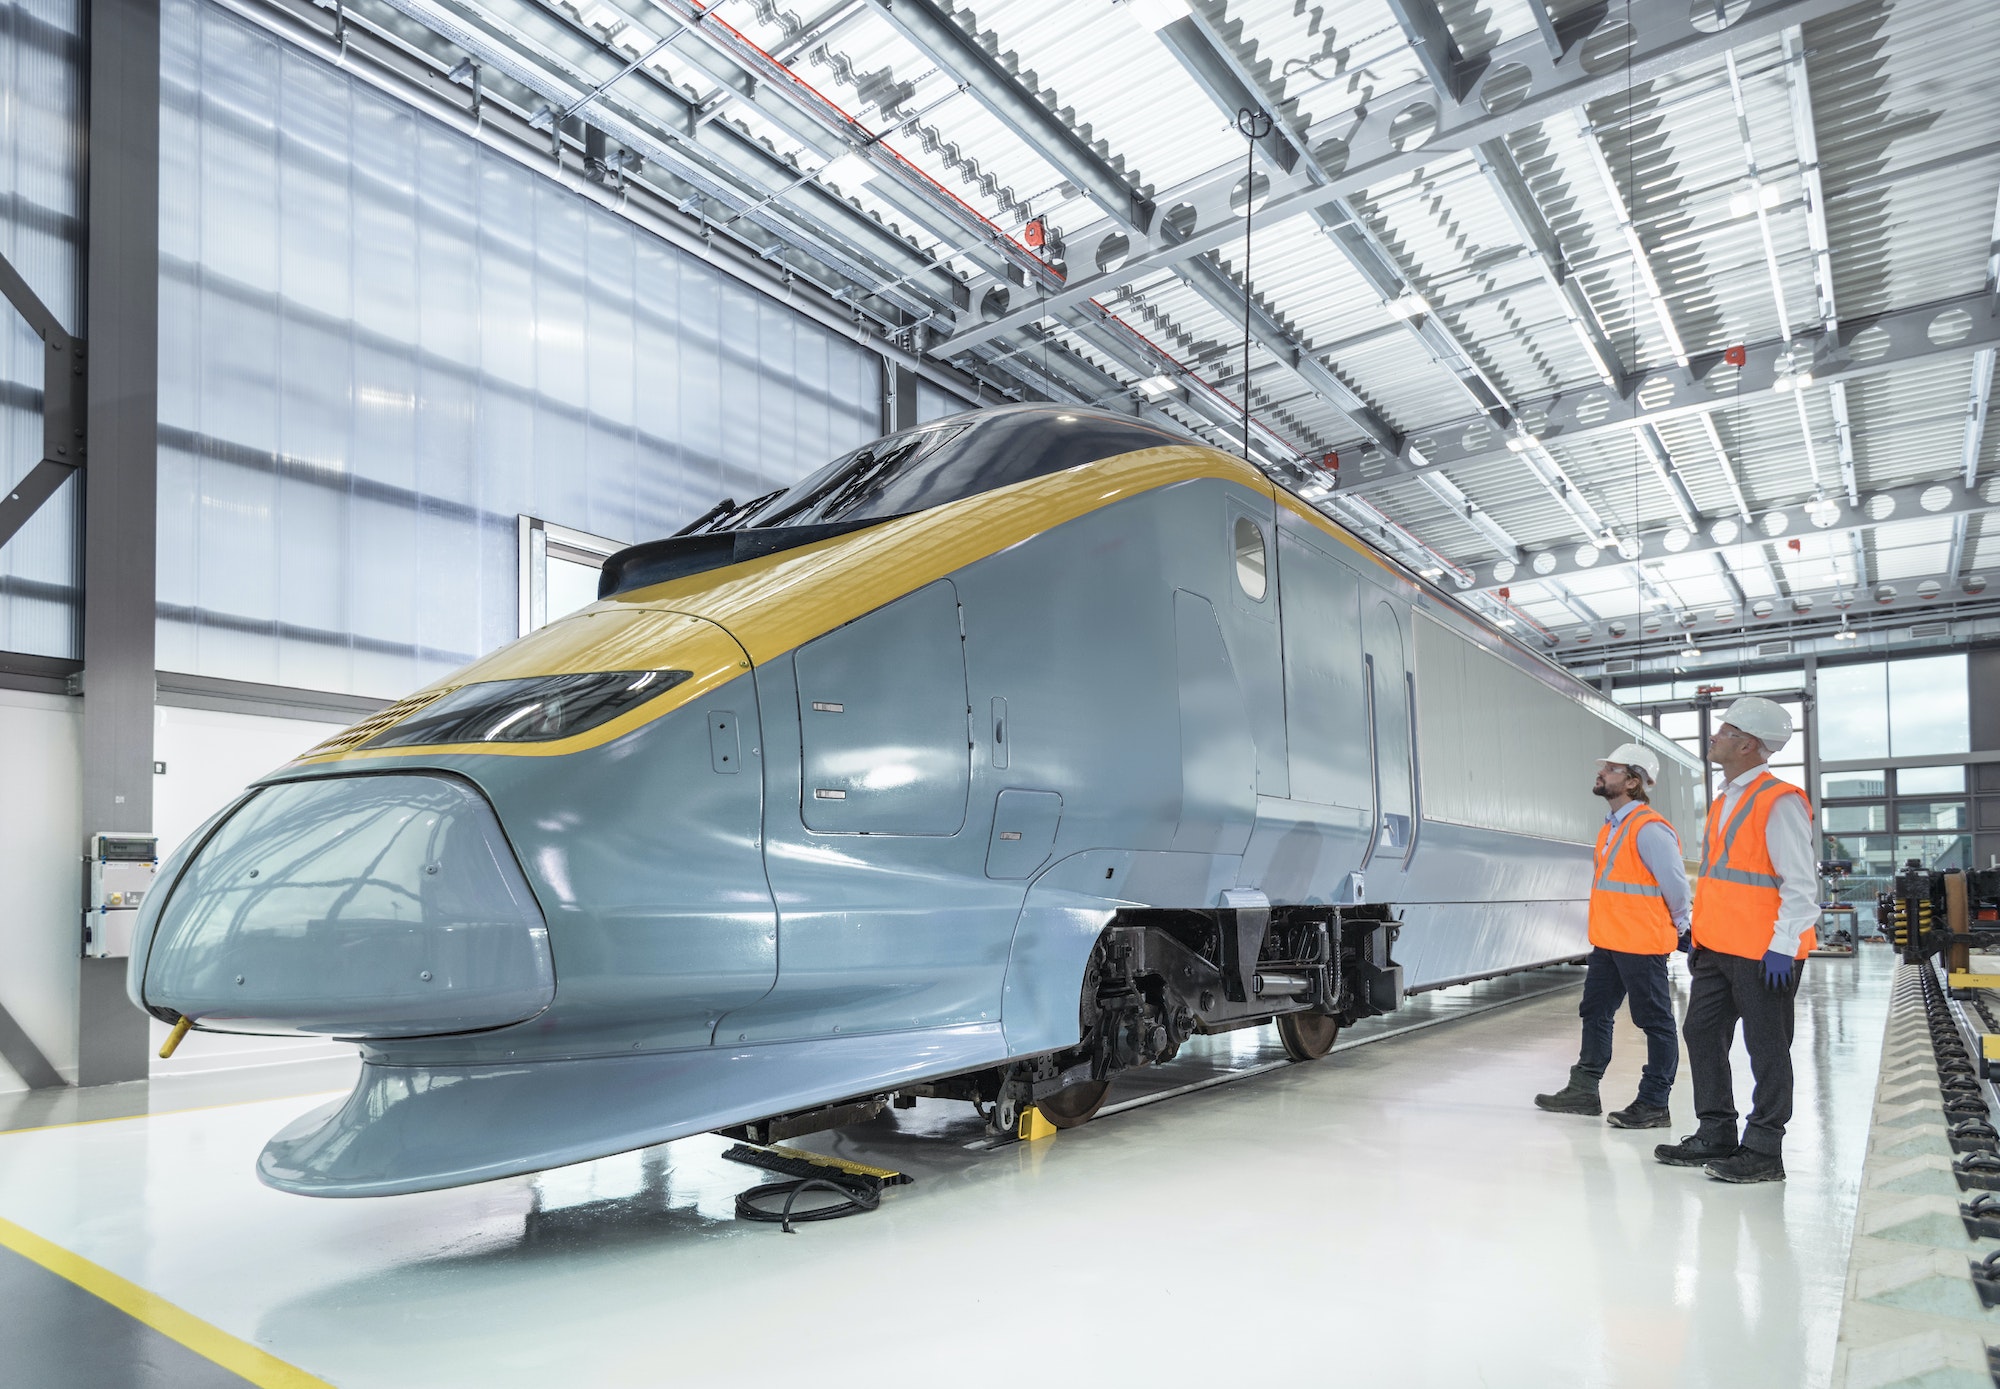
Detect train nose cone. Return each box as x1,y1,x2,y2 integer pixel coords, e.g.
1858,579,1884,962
135,772,553,1038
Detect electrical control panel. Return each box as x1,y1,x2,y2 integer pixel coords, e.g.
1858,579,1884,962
84,833,158,959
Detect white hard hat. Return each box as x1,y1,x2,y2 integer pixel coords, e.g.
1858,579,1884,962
1719,695,1794,752
1597,742,1660,786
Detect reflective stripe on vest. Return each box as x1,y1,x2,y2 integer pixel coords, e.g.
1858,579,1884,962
1588,804,1678,954
1691,772,1814,961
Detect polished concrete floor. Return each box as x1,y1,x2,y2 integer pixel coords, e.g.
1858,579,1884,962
0,951,1890,1388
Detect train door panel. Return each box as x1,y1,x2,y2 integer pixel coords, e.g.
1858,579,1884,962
732,585,1022,1044
1276,530,1370,808
1221,500,1288,798
795,579,970,834
1172,589,1257,854
1362,597,1416,867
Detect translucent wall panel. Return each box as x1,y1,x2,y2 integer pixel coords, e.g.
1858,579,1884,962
158,1,881,698
0,0,83,658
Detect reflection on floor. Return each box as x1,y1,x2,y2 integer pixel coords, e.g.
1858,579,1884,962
0,950,1889,1389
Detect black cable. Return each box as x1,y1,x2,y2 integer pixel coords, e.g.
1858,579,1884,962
1235,107,1272,464
734,1176,882,1233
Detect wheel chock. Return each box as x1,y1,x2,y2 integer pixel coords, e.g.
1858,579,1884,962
1018,1106,1058,1142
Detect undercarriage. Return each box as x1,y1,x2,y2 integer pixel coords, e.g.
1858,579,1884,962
722,904,1404,1143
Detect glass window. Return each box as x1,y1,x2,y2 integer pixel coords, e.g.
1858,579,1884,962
520,517,625,635
1767,699,1805,766
1770,764,1807,790
1822,769,1885,799
1897,801,1967,831
1821,832,1896,876
1613,682,1672,707
1233,516,1268,600
1897,766,1966,795
1675,677,1738,699
729,407,1181,531
547,556,602,622
1743,670,1804,693
1896,832,1971,872
1817,662,1888,760
1824,804,1886,833
1887,655,1970,756
1660,710,1699,741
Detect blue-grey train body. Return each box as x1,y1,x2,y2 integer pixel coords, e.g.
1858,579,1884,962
128,409,1698,1197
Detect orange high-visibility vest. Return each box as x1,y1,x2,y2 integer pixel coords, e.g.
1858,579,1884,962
1692,772,1815,961
1589,804,1680,954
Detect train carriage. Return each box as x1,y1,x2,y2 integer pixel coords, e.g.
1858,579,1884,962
128,405,1698,1196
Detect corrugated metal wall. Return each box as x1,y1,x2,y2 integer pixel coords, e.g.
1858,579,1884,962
0,0,83,660
155,0,883,698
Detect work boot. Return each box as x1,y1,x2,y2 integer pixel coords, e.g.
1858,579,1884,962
1654,1133,1737,1167
1606,1101,1670,1129
1704,1147,1786,1184
1533,1066,1602,1115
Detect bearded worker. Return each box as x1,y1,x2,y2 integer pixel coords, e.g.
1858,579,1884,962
1655,696,1815,1185
1534,743,1690,1128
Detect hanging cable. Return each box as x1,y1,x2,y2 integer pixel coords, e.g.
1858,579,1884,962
1235,108,1272,464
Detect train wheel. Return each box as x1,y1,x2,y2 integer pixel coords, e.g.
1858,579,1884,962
1276,1012,1340,1061
1035,1080,1111,1129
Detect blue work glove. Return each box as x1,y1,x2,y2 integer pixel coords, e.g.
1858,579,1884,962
1761,949,1796,991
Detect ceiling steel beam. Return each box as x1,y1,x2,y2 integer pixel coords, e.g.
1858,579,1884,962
1381,0,1480,104
941,0,1863,354
1551,575,1999,659
1462,474,1997,594
373,0,961,323
1777,26,1858,507
859,0,1398,454
1154,3,1631,550
1327,292,2000,495
1153,4,1520,427
860,0,1154,235
1473,138,1625,385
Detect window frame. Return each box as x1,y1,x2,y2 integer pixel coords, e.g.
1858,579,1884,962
518,516,629,636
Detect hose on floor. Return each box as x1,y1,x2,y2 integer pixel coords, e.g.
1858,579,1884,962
734,1176,881,1233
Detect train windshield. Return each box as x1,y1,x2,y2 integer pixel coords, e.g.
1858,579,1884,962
719,407,1185,532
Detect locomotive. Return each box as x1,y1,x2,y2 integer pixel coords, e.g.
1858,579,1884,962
128,405,1697,1196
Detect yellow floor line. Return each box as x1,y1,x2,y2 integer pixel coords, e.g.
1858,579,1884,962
0,1215,334,1388
0,1090,348,1137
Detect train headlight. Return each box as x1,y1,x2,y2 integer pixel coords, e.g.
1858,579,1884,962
367,669,693,749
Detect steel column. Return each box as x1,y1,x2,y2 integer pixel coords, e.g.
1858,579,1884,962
78,0,161,1087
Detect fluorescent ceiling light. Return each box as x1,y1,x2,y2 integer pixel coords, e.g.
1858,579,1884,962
1728,181,1782,216
1124,0,1189,31
821,152,872,189
1385,293,1430,321
1134,373,1176,399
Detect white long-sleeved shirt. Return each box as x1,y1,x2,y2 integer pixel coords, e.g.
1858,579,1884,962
1711,763,1819,956
1606,799,1692,932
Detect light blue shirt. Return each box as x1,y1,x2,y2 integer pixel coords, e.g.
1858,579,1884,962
1607,799,1693,932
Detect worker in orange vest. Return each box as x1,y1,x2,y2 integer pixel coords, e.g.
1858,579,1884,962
1535,742,1690,1127
1656,696,1816,1184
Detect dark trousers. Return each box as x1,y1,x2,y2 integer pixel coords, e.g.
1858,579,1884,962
1576,946,1679,1108
1683,946,1802,1157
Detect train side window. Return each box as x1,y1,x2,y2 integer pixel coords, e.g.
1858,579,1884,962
1233,516,1268,601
